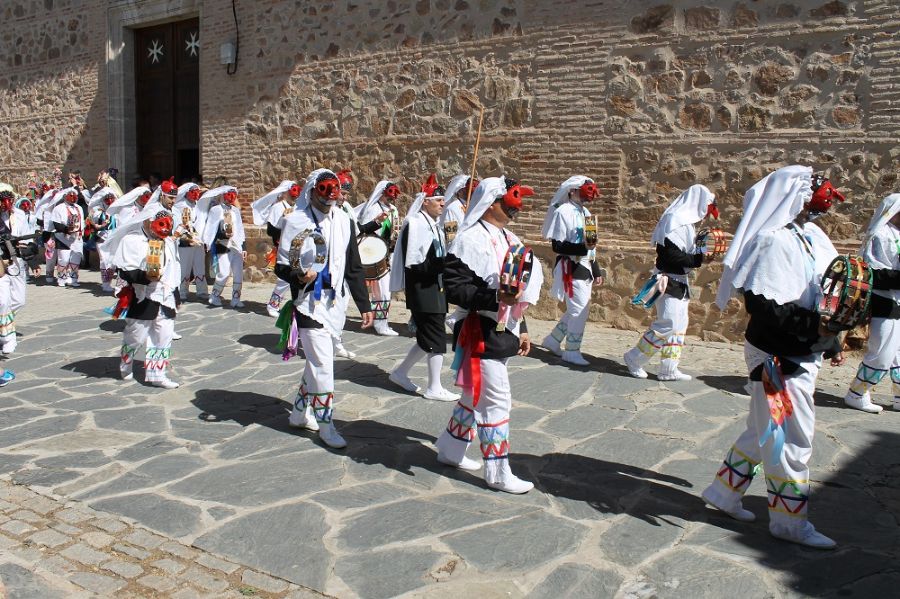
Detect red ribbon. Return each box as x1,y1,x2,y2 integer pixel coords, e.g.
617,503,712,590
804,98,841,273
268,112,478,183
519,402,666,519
112,285,134,320
562,258,574,299
455,312,485,406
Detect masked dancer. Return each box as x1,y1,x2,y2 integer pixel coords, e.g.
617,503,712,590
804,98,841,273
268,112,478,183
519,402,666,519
356,180,402,336
252,180,301,317
173,182,208,300
202,186,245,308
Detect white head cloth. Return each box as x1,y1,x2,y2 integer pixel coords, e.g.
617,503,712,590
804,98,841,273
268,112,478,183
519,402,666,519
105,203,171,260
355,180,391,223
456,177,508,236
107,186,151,218
43,186,79,213
174,182,200,207
87,187,119,213
715,165,813,309
194,185,236,232
296,169,333,213
202,201,245,250
252,180,295,226
443,174,469,207
651,184,716,246
389,191,444,292
541,175,590,239
860,193,900,271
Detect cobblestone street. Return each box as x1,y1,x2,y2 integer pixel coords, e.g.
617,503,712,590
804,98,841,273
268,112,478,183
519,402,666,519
0,272,898,598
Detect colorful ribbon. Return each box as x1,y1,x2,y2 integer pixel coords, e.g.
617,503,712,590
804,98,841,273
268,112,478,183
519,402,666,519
104,285,134,320
758,357,794,463
450,313,485,406
562,258,574,299
276,302,299,361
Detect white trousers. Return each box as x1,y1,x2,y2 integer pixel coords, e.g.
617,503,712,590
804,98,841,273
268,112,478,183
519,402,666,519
268,278,291,310
212,249,243,299
0,275,15,354
845,316,900,403
121,316,175,382
704,344,819,529
435,358,512,484
8,258,26,313
56,246,82,281
179,245,208,294
548,278,592,352
627,294,689,376
44,238,57,276
293,327,336,423
366,270,391,320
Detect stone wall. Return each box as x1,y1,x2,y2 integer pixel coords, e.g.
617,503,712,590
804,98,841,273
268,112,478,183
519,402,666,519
2,0,900,340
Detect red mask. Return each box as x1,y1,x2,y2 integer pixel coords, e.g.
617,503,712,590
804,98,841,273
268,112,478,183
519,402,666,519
383,183,401,201
579,181,600,201
224,191,238,205
64,191,78,204
20,200,33,212
0,197,12,212
160,178,178,197
337,170,353,192
807,176,845,214
706,201,719,220
149,212,174,238
103,195,116,207
315,177,340,201
186,187,201,202
500,180,534,218
41,184,50,194
288,183,301,199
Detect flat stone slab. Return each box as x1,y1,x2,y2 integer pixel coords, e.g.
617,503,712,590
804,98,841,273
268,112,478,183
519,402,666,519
90,493,202,538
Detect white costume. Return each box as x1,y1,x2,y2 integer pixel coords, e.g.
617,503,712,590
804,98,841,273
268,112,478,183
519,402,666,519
107,205,181,388
34,188,60,282
433,177,543,494
541,176,602,366
276,169,372,448
49,189,85,287
355,181,400,335
624,185,716,380
843,193,900,413
702,165,840,549
87,187,121,292
252,180,296,317
200,186,244,307
173,183,208,299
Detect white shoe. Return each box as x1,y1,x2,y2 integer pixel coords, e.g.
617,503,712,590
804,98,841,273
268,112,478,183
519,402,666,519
120,370,133,381
208,294,222,306
659,370,692,381
151,378,180,389
542,334,562,356
623,350,648,379
172,332,183,341
230,299,244,309
487,473,534,494
423,388,460,402
770,520,836,549
389,371,419,393
318,422,347,449
375,321,399,336
437,453,482,471
288,405,320,432
561,350,590,366
266,305,281,318
701,487,756,522
57,278,66,287
334,346,356,359
844,392,883,414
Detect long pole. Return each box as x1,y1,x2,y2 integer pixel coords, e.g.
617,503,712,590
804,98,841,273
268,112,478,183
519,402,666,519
464,106,485,212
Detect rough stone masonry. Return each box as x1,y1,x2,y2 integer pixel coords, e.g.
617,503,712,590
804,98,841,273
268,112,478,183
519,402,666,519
1,0,899,339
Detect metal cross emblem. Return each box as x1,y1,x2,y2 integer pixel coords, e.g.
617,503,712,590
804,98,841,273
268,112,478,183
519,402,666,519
147,39,164,64
185,31,199,57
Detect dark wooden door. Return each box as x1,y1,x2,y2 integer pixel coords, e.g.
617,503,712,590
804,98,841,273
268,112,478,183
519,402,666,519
134,18,199,183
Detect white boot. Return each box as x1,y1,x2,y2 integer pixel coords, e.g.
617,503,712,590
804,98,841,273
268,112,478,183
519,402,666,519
208,291,222,306
288,404,319,432
659,358,691,381
542,333,563,356
318,422,347,449
770,520,836,549
843,391,883,414
485,460,533,494
374,320,399,336
623,348,648,379
266,304,281,318
701,486,756,522
437,453,482,471
334,341,356,359
151,377,179,389
120,362,133,381
230,288,244,309
561,350,590,366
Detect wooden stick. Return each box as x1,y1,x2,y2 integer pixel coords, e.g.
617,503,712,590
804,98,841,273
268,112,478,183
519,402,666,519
464,106,485,212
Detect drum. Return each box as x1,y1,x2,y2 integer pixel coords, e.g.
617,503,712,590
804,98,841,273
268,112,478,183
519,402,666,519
819,254,873,332
358,234,389,280
695,227,728,258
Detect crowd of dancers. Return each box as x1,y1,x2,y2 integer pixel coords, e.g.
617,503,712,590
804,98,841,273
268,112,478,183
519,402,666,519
0,163,897,550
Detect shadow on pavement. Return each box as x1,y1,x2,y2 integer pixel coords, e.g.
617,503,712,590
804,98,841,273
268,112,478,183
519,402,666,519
237,333,284,356
698,373,748,395
99,319,126,333
62,356,131,380
529,345,634,377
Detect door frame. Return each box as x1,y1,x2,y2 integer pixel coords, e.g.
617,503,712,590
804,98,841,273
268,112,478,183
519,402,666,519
106,0,200,185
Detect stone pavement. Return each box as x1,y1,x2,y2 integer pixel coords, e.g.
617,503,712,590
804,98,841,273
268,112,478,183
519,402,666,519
1,271,898,598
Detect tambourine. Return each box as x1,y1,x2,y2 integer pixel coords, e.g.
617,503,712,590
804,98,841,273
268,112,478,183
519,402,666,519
222,210,234,239
819,254,873,332
695,227,728,258
496,244,534,332
584,215,599,246
288,229,328,275
443,220,458,245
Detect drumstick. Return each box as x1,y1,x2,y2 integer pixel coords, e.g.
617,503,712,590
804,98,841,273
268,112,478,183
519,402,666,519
464,105,485,212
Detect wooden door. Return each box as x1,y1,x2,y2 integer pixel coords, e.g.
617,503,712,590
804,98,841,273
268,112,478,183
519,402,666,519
134,18,199,183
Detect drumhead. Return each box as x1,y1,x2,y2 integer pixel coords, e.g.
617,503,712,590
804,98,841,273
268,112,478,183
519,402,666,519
358,235,388,264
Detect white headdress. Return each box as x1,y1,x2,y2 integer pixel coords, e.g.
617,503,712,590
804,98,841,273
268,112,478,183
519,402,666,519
715,165,813,309
107,186,151,218
457,177,508,234
87,187,119,213
104,203,172,260
860,193,900,270
650,184,716,246
251,180,296,225
355,180,391,223
296,169,334,212
541,175,590,239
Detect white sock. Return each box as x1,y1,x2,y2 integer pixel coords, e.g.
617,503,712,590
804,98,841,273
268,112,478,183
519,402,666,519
395,344,426,377
425,353,444,394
